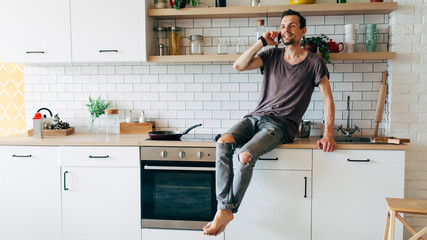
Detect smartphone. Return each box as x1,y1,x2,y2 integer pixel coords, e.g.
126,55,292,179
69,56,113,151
276,32,282,48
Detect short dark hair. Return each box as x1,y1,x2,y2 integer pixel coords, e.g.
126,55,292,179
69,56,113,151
281,9,306,29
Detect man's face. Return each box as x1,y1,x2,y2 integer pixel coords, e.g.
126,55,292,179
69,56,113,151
279,15,307,46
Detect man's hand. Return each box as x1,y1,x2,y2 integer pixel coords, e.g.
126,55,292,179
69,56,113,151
317,135,336,152
264,31,281,46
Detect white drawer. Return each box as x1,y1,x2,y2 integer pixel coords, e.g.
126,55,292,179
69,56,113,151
60,147,139,167
255,149,312,170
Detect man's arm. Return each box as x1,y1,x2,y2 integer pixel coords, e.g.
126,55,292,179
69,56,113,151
317,75,337,152
233,31,280,72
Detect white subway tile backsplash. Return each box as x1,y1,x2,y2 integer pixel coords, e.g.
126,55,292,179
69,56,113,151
222,28,240,37
325,16,344,25
204,28,221,37
194,19,211,28
231,18,249,27
306,16,325,26
315,26,335,35
212,19,230,27
23,14,390,136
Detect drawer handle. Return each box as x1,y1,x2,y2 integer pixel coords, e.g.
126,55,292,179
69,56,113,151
12,154,32,158
304,176,307,198
258,157,278,161
89,155,109,158
99,50,118,53
64,171,69,191
26,51,45,54
347,159,370,162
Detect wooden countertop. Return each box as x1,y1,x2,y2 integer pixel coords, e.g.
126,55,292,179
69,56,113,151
0,133,409,150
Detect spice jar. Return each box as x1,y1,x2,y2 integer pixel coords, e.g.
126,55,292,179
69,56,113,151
105,109,119,135
189,35,204,55
154,27,168,56
168,26,181,55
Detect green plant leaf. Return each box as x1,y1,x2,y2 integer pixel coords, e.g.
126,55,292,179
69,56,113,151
86,96,110,118
301,34,331,63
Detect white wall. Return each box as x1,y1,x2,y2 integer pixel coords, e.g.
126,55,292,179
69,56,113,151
389,0,427,236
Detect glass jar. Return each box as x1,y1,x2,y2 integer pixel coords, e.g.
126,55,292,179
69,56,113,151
189,35,204,55
154,27,168,56
168,26,181,55
105,109,119,135
154,0,167,8
217,38,227,55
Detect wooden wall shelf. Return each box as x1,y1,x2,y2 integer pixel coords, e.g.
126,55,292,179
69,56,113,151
147,2,397,19
148,52,396,63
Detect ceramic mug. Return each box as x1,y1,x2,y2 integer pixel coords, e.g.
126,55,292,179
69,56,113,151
346,43,355,53
345,24,360,48
366,39,377,52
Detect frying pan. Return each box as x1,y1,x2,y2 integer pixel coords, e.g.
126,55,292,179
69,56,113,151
148,124,202,140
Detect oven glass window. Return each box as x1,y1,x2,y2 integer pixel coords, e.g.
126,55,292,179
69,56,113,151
154,172,211,218
141,162,216,221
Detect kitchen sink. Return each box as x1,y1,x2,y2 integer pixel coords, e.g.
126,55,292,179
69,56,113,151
333,136,372,143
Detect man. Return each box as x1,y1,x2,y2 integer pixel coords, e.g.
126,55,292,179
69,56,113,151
203,9,336,236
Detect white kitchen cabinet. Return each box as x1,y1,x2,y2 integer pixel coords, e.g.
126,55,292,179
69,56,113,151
142,229,224,240
60,146,141,240
70,0,148,62
0,0,71,63
0,146,61,240
312,149,405,240
226,149,312,240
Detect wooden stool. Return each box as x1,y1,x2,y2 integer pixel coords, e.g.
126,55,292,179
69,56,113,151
384,198,427,240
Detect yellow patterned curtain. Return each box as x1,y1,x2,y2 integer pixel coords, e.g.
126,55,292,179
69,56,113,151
0,62,26,136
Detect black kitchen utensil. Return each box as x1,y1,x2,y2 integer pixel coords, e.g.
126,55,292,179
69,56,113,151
148,124,202,140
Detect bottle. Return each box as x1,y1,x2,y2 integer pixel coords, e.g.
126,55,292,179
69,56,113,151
105,109,119,135
139,111,146,123
256,19,265,40
126,110,132,123
32,113,43,139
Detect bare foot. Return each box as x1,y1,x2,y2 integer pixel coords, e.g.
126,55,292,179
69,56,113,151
203,209,234,236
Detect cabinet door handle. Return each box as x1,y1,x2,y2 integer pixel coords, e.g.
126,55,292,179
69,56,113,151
89,155,109,158
26,51,45,54
64,171,69,191
258,157,278,161
304,176,307,198
12,154,32,158
347,159,370,162
99,50,118,53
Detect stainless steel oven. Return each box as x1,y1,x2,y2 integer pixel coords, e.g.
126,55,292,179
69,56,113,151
140,146,216,230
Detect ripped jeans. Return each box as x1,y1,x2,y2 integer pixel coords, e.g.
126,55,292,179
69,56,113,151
216,115,291,213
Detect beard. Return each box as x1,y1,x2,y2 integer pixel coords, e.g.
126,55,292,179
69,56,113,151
283,39,295,46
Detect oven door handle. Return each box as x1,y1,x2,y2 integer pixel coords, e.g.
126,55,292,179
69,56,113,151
143,166,216,172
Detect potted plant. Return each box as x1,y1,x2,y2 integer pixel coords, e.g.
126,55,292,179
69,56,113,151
301,34,331,63
170,0,200,9
86,96,110,134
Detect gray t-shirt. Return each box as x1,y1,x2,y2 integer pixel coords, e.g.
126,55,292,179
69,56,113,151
248,47,329,139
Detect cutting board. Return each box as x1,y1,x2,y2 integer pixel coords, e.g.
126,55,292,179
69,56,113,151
120,122,154,134
370,136,410,144
28,127,75,136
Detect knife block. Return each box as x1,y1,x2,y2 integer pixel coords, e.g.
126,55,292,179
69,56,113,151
119,121,154,134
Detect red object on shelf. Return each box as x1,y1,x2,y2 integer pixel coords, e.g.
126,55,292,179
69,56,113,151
33,112,42,119
169,0,187,8
327,39,344,53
